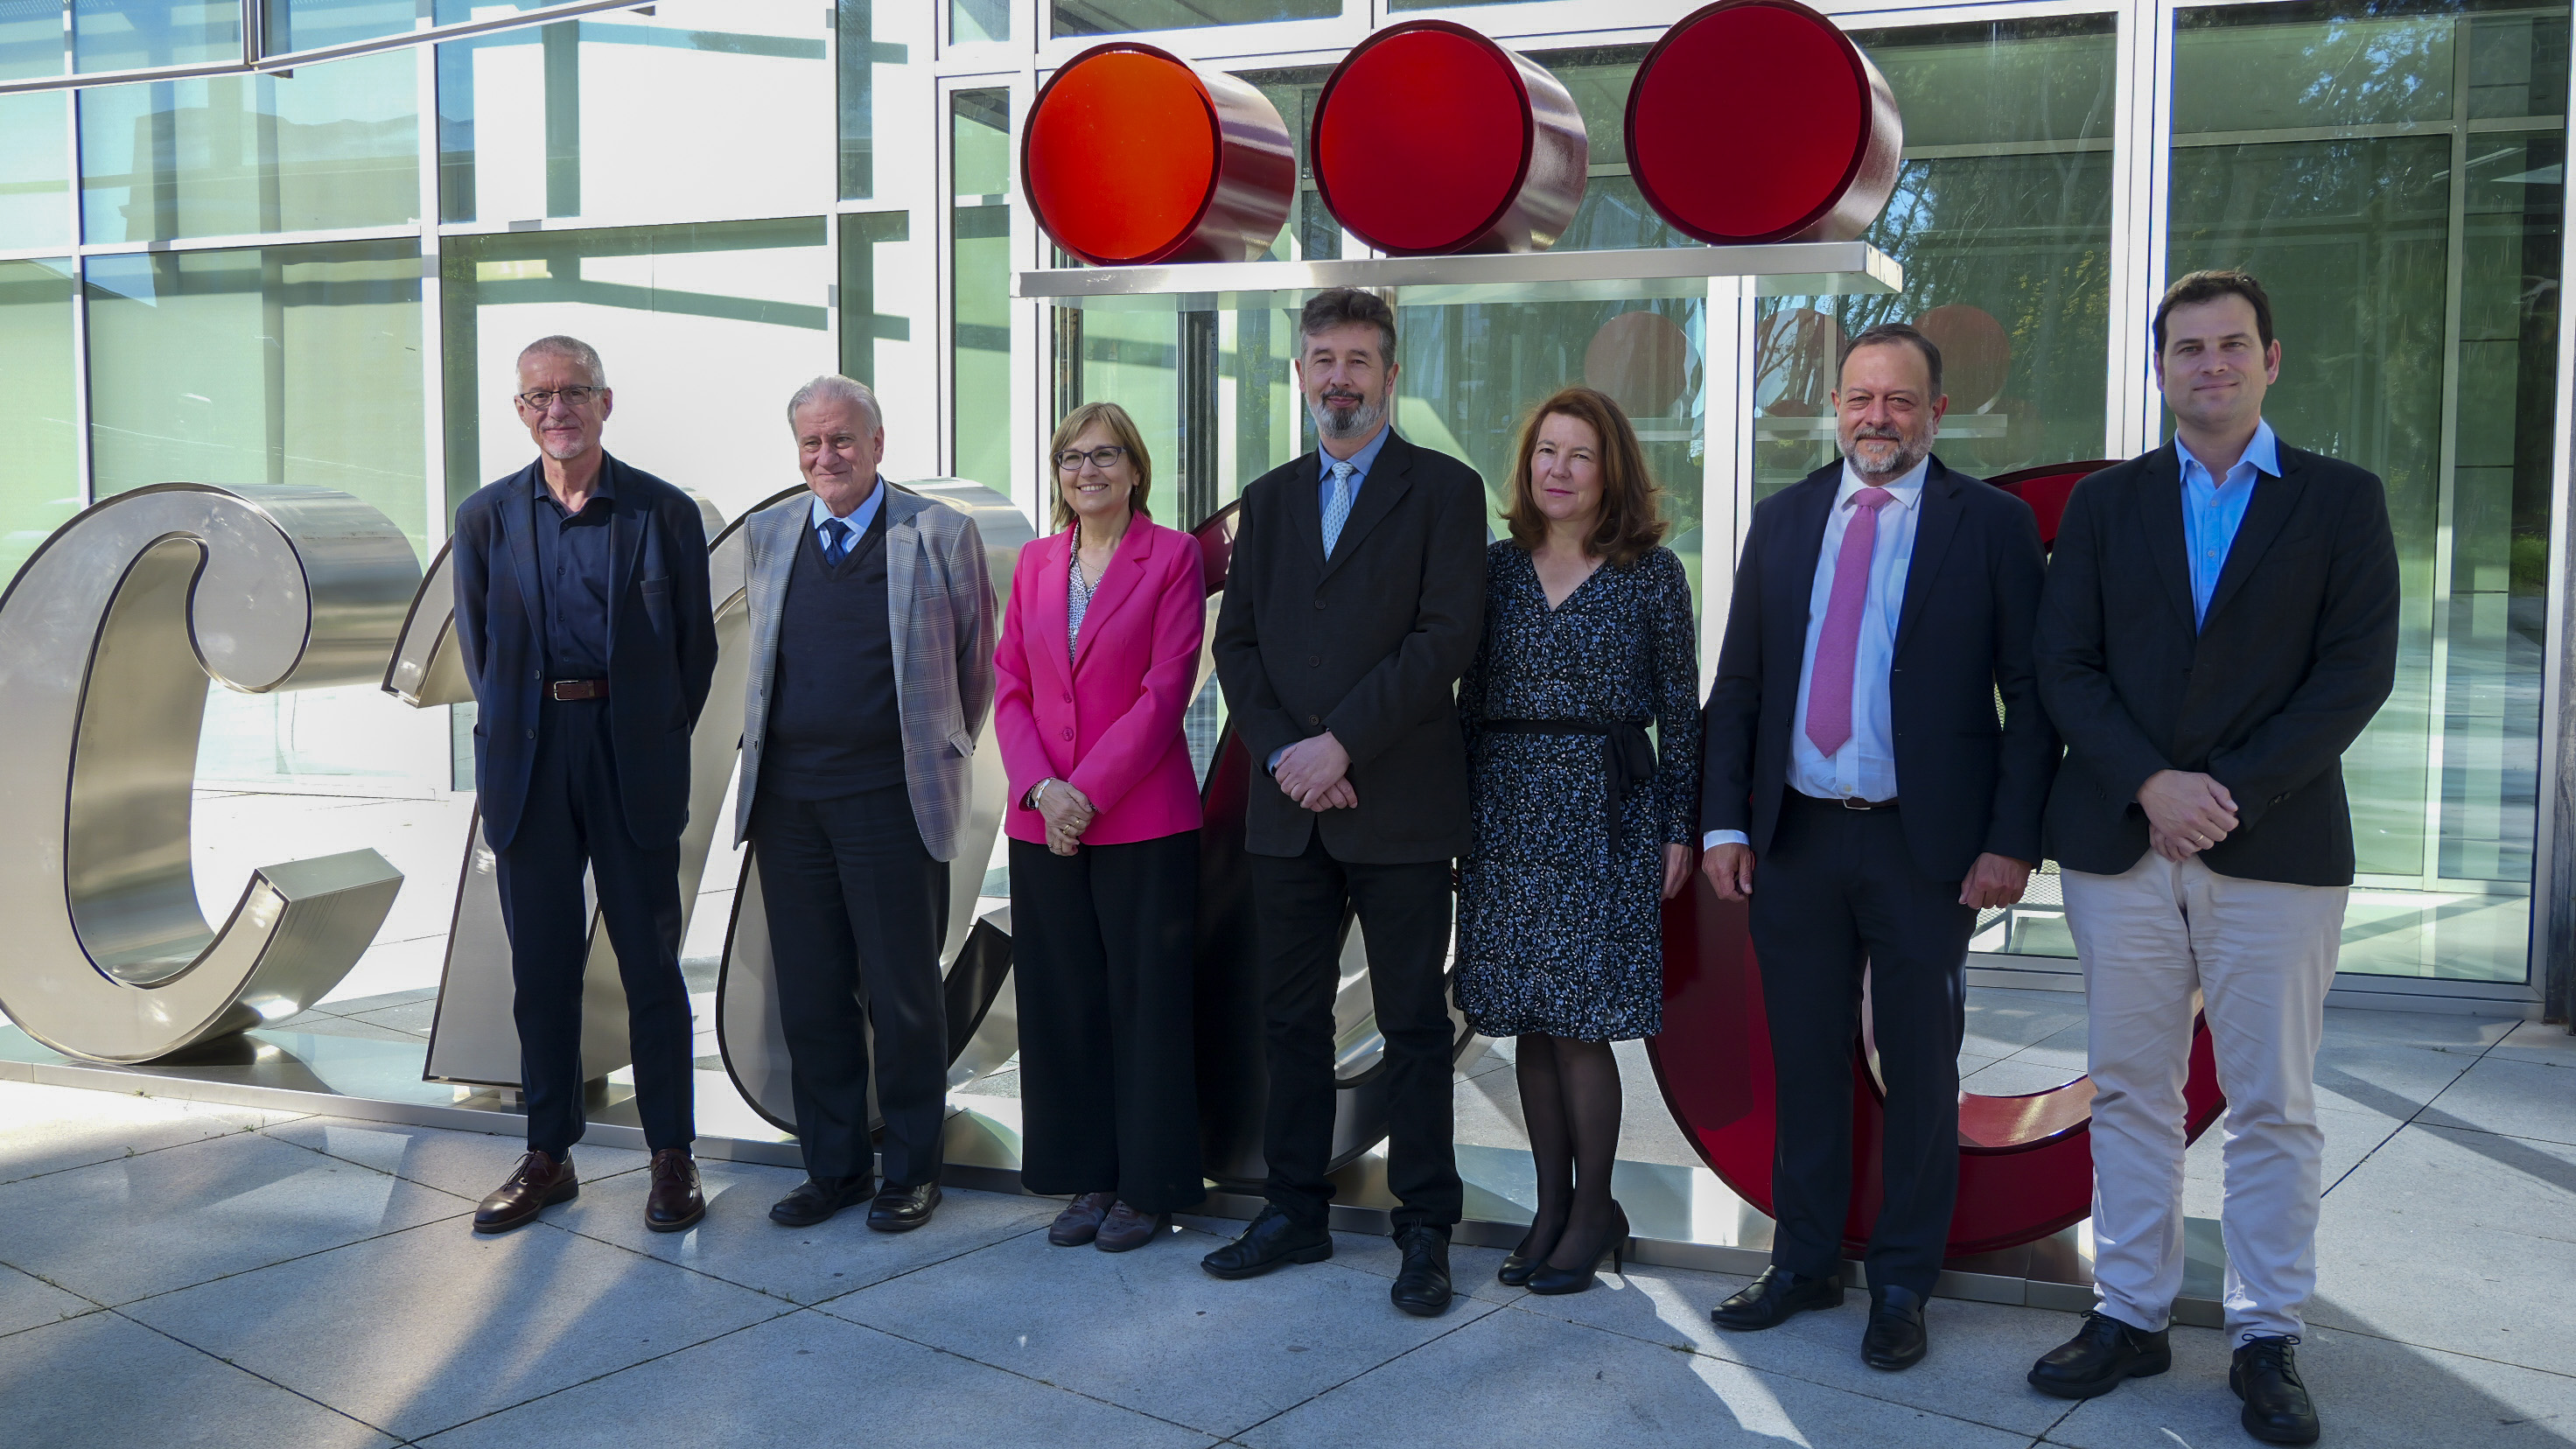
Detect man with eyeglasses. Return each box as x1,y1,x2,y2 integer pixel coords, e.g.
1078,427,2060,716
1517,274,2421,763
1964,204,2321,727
450,335,718,1236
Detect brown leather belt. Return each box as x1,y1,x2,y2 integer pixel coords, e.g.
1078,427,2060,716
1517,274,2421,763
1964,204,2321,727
547,678,609,701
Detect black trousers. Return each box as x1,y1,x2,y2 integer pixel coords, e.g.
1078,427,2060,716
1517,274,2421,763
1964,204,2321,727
493,697,695,1158
1250,835,1461,1231
751,784,950,1186
1010,831,1207,1214
1747,793,1974,1297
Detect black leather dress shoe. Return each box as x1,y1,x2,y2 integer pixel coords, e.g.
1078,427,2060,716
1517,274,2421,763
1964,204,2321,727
473,1150,577,1233
1862,1284,1928,1370
1390,1226,1453,1317
2026,1311,2173,1399
1712,1266,1844,1330
1200,1205,1333,1279
769,1174,874,1228
2231,1336,2320,1445
867,1180,941,1232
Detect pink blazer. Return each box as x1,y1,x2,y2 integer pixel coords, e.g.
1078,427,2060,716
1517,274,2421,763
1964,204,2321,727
993,515,1206,846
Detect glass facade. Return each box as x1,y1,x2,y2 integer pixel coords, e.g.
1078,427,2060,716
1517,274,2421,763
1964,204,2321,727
0,0,2564,998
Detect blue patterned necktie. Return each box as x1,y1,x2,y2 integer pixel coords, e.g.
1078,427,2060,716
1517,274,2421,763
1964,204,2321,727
821,517,851,564
1320,459,1357,558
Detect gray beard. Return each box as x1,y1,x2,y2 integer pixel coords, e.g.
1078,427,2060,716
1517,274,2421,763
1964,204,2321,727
1846,436,1928,480
1311,393,1386,441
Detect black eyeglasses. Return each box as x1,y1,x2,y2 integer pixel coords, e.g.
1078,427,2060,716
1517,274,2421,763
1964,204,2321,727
1054,445,1129,472
516,386,603,410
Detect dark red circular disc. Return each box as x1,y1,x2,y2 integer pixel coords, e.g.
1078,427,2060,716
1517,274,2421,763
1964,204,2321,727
1022,43,1294,267
1625,0,1902,245
1311,20,1587,256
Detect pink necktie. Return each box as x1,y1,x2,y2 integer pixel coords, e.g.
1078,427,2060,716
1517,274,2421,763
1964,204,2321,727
1805,486,1896,758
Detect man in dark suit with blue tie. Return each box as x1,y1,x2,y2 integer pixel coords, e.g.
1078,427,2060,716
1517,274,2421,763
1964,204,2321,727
450,335,718,1236
1698,324,2056,1370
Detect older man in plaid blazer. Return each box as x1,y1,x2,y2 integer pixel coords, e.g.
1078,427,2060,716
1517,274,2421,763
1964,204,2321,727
735,374,995,1233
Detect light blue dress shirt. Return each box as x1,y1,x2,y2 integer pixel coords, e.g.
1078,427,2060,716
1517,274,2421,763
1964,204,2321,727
1269,426,1396,774
808,476,887,551
1705,456,1930,850
2174,419,2278,629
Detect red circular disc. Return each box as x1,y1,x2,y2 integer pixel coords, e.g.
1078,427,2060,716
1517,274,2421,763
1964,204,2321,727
1312,21,1587,256
1626,0,1901,245
1023,44,1294,267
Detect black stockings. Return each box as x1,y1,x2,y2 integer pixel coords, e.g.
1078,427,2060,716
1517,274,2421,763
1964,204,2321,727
1512,1032,1623,1270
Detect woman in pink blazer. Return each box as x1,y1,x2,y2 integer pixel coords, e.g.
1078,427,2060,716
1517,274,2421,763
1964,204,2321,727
993,400,1207,1253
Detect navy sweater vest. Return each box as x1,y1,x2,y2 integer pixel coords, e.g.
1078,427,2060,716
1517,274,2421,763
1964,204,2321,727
762,510,906,800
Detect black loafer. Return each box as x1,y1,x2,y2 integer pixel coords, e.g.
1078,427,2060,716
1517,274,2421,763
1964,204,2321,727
1200,1205,1333,1279
1862,1284,1928,1370
2231,1336,2320,1445
2027,1311,2173,1399
769,1174,874,1228
867,1180,942,1232
1390,1226,1453,1317
1712,1266,1845,1330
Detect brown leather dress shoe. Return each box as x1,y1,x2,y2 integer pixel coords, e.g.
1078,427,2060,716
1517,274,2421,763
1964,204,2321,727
1049,1191,1115,1247
474,1150,578,1233
645,1148,704,1233
1094,1200,1166,1253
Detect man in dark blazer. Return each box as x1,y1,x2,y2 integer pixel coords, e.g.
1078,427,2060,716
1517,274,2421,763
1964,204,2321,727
1699,324,2055,1370
2025,272,2398,1448
1205,287,1487,1316
451,335,718,1236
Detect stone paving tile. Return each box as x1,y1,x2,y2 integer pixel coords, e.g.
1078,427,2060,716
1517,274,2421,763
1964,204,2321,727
122,1217,788,1443
2306,1123,2576,1376
262,1116,651,1201
1237,1294,2037,1449
2311,1036,2488,1119
413,1307,1219,1449
0,1080,303,1186
0,1310,398,1449
1962,1056,2087,1097
2489,1020,2576,1070
1504,1257,2078,1438
2315,1007,2522,1053
2045,1320,2576,1449
2419,1055,2576,1147
548,1167,1054,1304
0,1129,467,1306
824,1220,1507,1438
0,1261,97,1340
340,998,439,1036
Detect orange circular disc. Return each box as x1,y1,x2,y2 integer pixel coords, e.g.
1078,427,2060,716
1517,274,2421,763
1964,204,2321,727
1023,44,1294,267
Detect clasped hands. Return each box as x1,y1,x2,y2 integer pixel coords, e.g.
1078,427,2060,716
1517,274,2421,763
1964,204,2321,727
1697,841,2034,908
1272,732,1357,812
2138,768,2237,862
1035,779,1097,856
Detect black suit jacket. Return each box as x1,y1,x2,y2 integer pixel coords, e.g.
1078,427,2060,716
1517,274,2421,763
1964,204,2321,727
1212,430,1488,864
453,453,718,852
2034,439,2399,886
1700,457,2056,884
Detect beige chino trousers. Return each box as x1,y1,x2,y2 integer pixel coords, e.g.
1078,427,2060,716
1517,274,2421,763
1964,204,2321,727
2062,851,2346,1342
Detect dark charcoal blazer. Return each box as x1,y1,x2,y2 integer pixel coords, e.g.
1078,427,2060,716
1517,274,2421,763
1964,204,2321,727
453,453,718,852
1212,430,1488,864
1699,457,2057,885
2034,439,2400,886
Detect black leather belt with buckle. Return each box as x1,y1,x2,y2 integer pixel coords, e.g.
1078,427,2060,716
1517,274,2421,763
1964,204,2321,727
1838,794,1897,810
547,678,609,701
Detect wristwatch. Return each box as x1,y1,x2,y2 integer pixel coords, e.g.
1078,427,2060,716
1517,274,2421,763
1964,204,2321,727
1026,779,1054,811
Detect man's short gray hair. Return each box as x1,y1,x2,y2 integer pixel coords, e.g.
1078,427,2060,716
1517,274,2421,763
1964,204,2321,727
786,374,883,435
517,334,606,387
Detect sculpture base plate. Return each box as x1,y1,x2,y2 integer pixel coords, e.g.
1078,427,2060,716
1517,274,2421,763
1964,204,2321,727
0,1022,2227,1327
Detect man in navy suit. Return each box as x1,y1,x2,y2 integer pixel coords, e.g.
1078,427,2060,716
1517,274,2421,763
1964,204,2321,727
451,335,718,1236
1698,324,2056,1370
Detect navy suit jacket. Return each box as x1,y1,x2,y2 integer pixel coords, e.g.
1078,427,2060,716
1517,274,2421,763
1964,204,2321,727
1699,456,2057,884
452,453,718,851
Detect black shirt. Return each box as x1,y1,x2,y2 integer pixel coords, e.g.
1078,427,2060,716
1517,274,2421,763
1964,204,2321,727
531,468,616,680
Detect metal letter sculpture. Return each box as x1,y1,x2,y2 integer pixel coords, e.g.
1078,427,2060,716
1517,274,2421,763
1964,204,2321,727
0,484,419,1062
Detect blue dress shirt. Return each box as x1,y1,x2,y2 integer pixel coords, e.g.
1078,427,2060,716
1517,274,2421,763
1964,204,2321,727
1704,455,1930,849
2174,420,2278,630
532,469,617,680
808,475,888,550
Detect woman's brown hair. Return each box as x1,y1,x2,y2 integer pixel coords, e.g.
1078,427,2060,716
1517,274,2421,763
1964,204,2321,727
1046,401,1154,532
1501,386,1668,568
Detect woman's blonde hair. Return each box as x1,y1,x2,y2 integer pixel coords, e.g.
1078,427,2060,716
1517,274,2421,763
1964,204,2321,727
1501,386,1669,569
1046,401,1153,531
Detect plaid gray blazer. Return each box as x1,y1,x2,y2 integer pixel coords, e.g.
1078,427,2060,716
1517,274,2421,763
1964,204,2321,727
733,485,997,860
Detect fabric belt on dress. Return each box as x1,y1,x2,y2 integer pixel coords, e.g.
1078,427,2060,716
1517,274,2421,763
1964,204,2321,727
547,678,610,702
1482,718,1656,851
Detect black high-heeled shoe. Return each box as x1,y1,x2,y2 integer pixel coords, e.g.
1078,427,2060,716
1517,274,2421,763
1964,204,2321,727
1497,1222,1563,1287
1525,1201,1629,1296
